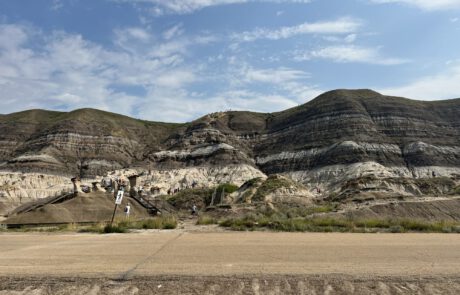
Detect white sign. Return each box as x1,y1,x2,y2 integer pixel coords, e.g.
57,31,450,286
115,190,124,205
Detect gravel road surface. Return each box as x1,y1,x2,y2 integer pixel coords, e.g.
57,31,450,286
1,232,460,294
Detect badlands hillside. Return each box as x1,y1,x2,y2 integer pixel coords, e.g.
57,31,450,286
2,89,460,221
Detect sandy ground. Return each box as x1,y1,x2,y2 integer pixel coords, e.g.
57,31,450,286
1,232,460,294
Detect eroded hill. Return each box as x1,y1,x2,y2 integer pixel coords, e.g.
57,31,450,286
1,89,460,179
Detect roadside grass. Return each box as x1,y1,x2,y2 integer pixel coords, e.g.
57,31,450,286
96,215,178,233
219,214,460,233
196,215,219,225
0,216,180,233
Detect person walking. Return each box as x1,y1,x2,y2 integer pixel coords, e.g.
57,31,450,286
191,204,197,215
124,203,131,219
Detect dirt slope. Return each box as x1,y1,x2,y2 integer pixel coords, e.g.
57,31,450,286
4,191,150,224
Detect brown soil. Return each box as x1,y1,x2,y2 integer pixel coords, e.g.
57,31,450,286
1,275,460,295
3,191,151,224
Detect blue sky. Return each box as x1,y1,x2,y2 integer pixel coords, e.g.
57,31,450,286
1,0,460,122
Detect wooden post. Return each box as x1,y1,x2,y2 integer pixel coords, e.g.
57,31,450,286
110,204,118,226
210,187,217,206
220,187,225,205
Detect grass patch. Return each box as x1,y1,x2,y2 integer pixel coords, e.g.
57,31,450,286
119,215,178,230
78,223,106,233
2,216,179,234
196,215,219,225
217,183,239,194
218,213,460,233
79,216,178,233
252,176,293,202
103,224,128,233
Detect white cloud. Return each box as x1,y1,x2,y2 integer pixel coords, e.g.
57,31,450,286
114,27,151,51
344,33,357,43
0,22,323,122
242,67,310,84
378,63,460,100
0,24,29,51
163,24,184,40
51,0,64,11
136,88,301,122
0,23,199,121
233,17,362,42
294,45,409,65
369,0,460,11
224,64,323,103
114,0,311,15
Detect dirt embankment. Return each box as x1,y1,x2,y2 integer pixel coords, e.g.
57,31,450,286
1,275,460,295
3,191,150,225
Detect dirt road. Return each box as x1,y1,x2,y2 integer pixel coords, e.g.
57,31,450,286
1,232,460,294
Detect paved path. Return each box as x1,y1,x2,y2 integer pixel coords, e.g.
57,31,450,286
1,232,460,278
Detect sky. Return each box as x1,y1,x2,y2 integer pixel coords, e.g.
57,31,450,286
1,0,460,122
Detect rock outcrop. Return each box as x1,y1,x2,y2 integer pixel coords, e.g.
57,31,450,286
2,89,460,179
0,172,73,215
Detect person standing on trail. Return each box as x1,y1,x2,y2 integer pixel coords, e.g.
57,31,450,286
124,203,131,218
191,204,197,215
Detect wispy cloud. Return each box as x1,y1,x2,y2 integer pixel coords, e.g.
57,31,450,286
0,23,200,121
225,64,322,102
163,24,184,40
242,67,310,84
294,45,409,65
50,0,64,11
0,22,322,122
233,17,362,42
378,62,460,99
114,0,311,15
369,0,460,11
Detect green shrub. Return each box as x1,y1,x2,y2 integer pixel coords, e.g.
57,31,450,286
103,224,127,233
130,216,178,230
355,219,391,229
389,225,404,233
217,212,460,233
162,216,178,229
217,183,239,194
139,218,164,229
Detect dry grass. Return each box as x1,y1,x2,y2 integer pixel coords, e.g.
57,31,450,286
219,214,460,233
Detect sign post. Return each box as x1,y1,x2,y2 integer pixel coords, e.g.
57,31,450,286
110,189,124,226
